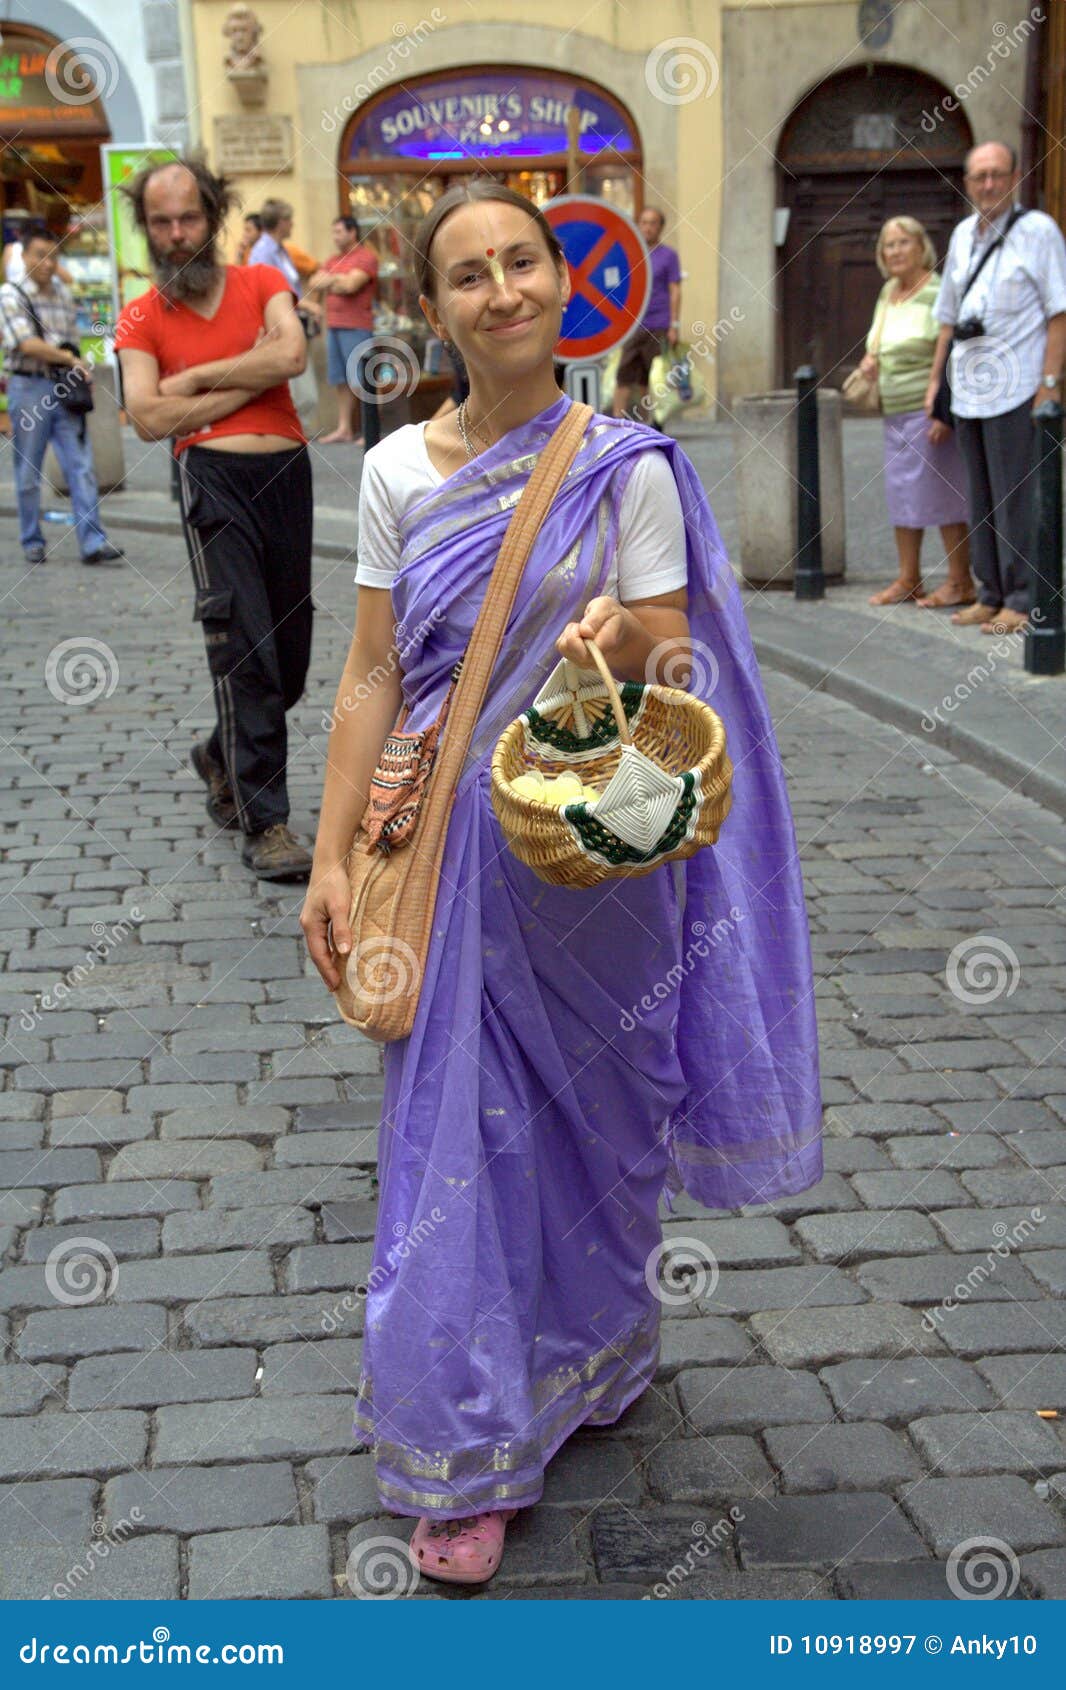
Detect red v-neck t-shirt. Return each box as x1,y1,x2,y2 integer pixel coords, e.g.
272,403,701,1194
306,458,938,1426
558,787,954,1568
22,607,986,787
114,264,305,454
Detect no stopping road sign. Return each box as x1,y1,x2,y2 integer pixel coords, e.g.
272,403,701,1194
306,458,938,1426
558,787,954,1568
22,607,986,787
544,196,650,363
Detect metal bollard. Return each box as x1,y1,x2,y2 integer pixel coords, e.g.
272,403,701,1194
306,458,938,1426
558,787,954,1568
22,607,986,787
361,347,381,452
1025,400,1065,676
793,365,824,600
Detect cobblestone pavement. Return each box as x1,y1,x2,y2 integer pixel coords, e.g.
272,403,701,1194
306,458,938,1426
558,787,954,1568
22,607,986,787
2,509,1066,1603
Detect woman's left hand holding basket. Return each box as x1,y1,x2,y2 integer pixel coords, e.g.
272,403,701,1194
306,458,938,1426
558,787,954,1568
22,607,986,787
556,592,692,686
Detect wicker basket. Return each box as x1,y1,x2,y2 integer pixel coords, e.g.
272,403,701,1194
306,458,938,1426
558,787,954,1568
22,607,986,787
490,639,732,888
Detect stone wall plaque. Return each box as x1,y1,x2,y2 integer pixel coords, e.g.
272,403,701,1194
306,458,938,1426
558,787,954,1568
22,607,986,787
214,114,293,173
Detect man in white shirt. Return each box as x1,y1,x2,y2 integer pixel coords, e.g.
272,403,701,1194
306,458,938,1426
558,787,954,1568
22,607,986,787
926,142,1066,634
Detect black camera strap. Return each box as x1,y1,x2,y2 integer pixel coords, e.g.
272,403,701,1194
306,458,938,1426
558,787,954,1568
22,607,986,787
956,204,1028,314
931,206,1029,428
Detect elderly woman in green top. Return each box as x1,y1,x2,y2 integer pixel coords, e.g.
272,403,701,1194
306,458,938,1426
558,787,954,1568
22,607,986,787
858,216,975,608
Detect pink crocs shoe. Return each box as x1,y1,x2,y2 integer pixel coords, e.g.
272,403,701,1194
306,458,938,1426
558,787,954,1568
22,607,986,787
409,1508,518,1585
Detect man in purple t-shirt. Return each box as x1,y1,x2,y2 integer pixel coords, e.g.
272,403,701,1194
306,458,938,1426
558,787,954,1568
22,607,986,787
613,207,681,425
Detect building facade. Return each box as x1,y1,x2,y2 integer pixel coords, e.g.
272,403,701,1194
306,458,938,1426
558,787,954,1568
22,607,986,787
180,0,1039,404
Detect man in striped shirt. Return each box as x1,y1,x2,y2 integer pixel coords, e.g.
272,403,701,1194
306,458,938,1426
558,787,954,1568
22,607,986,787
0,224,124,568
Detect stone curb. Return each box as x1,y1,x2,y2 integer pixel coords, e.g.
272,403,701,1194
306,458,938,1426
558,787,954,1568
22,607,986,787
747,598,1066,822
0,499,357,563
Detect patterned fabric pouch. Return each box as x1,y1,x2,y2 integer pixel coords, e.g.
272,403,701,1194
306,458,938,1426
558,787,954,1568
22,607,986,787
362,664,460,854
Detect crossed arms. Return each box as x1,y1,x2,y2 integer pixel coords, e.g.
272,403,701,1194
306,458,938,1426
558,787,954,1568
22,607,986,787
305,263,372,301
118,289,307,442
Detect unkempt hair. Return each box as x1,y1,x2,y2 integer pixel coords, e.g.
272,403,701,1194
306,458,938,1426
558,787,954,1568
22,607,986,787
120,153,237,243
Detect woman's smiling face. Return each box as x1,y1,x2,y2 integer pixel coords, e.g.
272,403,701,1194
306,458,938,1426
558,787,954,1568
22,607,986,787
421,201,570,374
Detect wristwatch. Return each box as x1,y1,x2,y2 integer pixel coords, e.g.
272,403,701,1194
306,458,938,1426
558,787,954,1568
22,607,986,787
1042,373,1060,388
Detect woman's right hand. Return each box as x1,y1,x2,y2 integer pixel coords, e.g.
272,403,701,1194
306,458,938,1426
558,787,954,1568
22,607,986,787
300,861,354,992
858,354,878,380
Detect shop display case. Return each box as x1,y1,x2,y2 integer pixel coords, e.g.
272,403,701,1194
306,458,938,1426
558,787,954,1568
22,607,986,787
345,173,451,426
62,210,111,363
347,175,441,353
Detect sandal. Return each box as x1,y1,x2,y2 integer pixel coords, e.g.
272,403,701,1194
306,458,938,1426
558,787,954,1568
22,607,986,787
409,1508,518,1585
916,584,977,609
868,580,924,606
951,602,1000,626
980,608,1029,635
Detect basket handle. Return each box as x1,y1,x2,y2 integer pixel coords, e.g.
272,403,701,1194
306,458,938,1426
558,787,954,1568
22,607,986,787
581,638,633,747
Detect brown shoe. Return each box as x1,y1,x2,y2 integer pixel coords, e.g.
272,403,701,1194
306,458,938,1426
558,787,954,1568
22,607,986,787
241,822,312,882
951,602,999,626
190,740,239,830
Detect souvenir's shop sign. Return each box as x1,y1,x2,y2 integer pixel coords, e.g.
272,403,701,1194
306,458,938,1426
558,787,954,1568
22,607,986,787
0,26,109,134
344,71,636,161
214,114,294,175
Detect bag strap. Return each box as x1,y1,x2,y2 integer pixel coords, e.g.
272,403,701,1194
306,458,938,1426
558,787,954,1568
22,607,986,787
6,283,50,375
868,292,888,358
422,398,593,803
11,282,46,339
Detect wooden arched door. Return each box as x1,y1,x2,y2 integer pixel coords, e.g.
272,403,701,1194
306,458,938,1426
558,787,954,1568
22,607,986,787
776,65,974,389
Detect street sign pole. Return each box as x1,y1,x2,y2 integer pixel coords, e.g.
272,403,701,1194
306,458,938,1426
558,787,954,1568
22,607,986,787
563,361,602,411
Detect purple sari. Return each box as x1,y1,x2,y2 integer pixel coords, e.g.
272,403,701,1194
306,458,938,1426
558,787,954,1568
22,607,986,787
352,394,822,1517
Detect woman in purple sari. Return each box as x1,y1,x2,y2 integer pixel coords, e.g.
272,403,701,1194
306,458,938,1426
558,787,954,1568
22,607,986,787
302,183,822,1586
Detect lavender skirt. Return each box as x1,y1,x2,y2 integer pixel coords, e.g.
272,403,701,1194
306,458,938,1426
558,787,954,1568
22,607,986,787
883,407,969,529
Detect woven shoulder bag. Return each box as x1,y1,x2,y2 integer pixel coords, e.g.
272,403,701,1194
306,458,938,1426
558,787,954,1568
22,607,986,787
329,400,593,1042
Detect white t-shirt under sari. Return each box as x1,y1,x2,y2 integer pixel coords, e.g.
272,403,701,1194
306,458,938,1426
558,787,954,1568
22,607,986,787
354,421,689,602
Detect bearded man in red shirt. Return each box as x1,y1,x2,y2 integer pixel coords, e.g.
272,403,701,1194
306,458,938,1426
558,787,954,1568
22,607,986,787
115,157,313,882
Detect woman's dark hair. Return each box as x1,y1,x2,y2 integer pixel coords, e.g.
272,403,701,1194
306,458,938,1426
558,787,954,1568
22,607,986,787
334,214,361,236
244,213,262,232
413,180,565,304
120,153,237,242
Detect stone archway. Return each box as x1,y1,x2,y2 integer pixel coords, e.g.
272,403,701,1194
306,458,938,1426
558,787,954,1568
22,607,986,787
775,63,974,388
